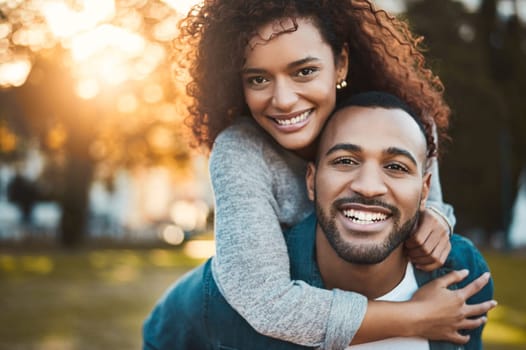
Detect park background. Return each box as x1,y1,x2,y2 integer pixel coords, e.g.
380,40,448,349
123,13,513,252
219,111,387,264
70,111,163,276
0,0,525,349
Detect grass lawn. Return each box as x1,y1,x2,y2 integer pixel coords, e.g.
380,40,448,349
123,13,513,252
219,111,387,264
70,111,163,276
0,245,524,349
483,250,526,350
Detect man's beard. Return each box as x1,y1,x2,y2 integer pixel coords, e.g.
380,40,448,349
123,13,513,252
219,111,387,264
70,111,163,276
315,195,420,265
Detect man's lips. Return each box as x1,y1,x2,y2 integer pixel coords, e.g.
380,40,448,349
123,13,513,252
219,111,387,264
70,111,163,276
339,203,393,226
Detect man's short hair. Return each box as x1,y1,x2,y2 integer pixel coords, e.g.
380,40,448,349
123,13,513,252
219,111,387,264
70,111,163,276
318,91,436,160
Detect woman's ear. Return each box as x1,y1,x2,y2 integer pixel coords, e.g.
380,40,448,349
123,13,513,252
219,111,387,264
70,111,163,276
336,44,349,82
306,162,316,201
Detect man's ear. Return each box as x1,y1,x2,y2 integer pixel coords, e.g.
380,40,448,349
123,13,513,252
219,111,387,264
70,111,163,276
420,171,432,211
336,44,349,83
306,162,316,201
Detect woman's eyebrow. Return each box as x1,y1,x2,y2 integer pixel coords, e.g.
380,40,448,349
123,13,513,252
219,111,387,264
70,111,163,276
242,56,320,75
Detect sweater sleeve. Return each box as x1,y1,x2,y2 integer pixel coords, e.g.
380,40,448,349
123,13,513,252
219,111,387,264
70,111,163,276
209,125,367,349
425,155,456,232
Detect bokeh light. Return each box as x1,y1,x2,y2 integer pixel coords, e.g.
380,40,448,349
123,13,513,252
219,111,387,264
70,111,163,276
0,58,32,87
161,0,201,16
160,224,185,245
0,123,18,153
183,240,215,259
75,78,100,100
40,0,115,39
169,199,209,232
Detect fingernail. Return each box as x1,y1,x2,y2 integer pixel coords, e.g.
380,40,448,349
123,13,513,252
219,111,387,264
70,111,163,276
491,300,498,307
481,316,488,323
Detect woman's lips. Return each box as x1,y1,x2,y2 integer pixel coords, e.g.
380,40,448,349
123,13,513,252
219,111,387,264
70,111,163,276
269,109,313,132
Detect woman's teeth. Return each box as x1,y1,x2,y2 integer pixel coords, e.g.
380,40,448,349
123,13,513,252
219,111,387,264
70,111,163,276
274,110,310,126
343,209,388,224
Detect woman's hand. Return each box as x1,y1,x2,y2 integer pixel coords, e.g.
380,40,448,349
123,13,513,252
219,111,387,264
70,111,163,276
352,270,496,345
409,269,497,344
405,207,451,271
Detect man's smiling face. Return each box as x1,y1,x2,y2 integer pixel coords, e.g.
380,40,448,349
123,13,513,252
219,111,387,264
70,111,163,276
306,105,431,264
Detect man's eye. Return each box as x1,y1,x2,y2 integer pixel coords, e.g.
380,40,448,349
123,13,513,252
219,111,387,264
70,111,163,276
333,157,357,165
297,67,317,77
385,163,408,172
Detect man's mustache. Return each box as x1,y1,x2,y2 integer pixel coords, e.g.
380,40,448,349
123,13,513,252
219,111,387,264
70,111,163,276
332,196,399,216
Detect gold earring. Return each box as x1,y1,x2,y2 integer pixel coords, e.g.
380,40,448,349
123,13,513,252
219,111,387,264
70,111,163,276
336,80,347,90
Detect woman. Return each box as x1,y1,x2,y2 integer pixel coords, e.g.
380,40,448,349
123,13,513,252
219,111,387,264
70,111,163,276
175,0,493,348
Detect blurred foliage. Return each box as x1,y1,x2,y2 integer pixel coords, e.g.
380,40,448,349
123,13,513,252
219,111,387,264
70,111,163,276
0,1,195,247
405,0,526,238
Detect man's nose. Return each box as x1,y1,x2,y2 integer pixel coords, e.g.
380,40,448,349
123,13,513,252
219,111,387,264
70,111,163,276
349,163,388,198
271,77,298,111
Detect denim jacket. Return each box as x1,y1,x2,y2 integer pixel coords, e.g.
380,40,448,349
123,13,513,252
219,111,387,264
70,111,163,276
143,213,493,350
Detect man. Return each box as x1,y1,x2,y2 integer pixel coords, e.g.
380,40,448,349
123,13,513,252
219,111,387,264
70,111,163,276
143,92,494,350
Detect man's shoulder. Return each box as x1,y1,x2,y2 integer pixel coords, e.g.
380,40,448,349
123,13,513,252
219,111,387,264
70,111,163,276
447,234,490,280
143,260,212,349
143,258,311,350
426,235,493,350
446,234,493,306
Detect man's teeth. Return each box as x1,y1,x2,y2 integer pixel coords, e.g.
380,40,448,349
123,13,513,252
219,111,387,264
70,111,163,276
275,110,310,126
343,209,388,224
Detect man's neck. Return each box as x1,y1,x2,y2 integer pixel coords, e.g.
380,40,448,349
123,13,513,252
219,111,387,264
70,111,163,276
315,228,409,300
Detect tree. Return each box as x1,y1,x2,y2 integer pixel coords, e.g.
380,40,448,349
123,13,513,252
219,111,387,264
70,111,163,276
405,0,526,241
0,1,194,247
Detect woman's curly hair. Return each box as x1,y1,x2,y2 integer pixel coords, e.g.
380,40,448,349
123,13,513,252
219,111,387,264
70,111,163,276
175,0,449,156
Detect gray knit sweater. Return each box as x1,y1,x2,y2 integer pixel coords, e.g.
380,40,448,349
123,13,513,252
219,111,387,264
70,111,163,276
209,117,455,350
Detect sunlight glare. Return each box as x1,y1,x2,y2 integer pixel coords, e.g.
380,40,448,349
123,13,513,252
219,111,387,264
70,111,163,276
143,84,164,103
0,58,31,87
116,93,138,114
161,0,201,16
70,25,145,62
133,43,166,80
12,24,51,51
75,78,99,100
40,0,115,39
153,15,179,41
0,23,12,39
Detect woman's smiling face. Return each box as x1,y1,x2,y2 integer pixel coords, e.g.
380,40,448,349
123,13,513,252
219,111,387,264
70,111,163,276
242,17,348,157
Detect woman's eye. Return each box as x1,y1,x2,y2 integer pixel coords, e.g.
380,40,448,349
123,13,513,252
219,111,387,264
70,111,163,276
297,67,317,77
247,76,268,85
385,163,408,172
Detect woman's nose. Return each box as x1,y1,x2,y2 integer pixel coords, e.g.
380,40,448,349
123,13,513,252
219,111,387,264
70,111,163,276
271,78,298,111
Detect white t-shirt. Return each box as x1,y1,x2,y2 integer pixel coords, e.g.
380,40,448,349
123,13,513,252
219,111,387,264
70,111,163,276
346,262,430,350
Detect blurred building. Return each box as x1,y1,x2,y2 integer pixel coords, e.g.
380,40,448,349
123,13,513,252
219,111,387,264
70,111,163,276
0,146,213,243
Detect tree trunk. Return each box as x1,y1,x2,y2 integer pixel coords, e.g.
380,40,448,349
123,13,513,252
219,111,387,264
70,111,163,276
59,153,94,247
58,107,96,248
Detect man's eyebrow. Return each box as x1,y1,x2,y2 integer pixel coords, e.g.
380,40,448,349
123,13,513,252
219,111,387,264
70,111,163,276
324,144,419,166
242,56,321,75
385,147,417,166
325,143,361,156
